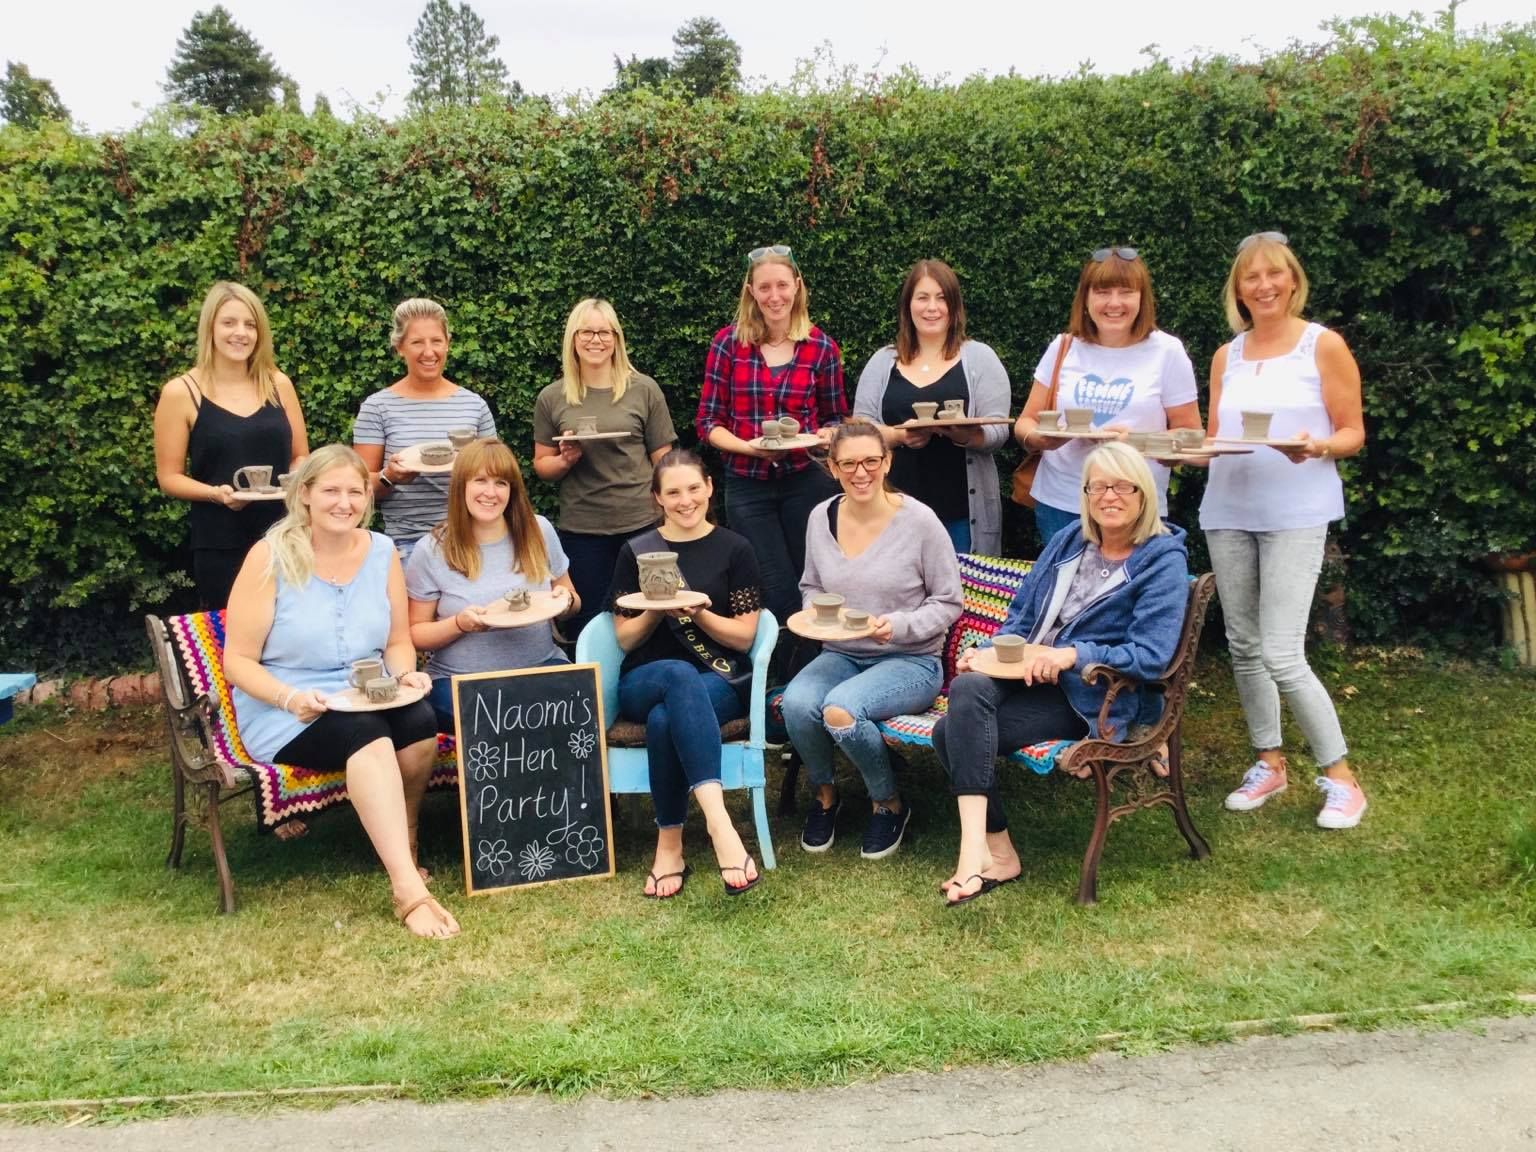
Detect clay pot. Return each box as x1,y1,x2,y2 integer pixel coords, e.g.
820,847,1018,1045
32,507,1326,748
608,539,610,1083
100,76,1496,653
637,552,683,600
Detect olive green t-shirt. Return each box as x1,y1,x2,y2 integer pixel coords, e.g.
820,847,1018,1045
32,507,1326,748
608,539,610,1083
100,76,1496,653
532,373,677,535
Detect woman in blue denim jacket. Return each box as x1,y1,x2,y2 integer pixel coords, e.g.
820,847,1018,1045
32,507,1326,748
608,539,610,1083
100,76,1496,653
932,441,1188,905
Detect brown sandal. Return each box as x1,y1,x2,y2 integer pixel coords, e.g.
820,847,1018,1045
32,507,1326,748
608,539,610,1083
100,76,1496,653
394,894,458,938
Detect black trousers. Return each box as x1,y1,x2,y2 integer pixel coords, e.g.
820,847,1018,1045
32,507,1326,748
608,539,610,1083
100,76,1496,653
272,701,438,773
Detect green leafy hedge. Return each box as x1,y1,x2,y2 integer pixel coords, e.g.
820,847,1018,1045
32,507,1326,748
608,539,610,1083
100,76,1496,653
3,15,1534,670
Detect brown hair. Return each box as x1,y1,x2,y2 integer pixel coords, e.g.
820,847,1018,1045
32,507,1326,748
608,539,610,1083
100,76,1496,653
895,259,967,363
434,440,549,584
649,448,715,526
826,420,897,495
1067,252,1157,344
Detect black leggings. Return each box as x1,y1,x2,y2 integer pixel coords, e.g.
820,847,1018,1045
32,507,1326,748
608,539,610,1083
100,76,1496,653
193,548,248,611
931,671,1088,833
272,701,438,774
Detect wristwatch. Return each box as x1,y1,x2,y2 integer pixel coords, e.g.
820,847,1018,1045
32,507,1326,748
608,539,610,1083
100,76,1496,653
379,472,395,489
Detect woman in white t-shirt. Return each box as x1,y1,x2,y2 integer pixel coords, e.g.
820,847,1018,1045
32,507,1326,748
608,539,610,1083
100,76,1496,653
1198,232,1367,830
1014,247,1202,546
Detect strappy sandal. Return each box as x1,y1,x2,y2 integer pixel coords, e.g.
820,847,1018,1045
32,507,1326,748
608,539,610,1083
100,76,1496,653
720,856,761,895
394,894,458,938
644,863,691,900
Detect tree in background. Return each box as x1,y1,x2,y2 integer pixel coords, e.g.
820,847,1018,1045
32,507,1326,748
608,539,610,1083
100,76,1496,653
407,0,519,111
671,17,741,98
0,62,70,128
610,53,673,94
312,92,334,119
164,6,288,115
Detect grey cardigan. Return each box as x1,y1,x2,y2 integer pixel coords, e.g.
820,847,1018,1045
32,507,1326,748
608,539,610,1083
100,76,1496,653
853,340,1011,556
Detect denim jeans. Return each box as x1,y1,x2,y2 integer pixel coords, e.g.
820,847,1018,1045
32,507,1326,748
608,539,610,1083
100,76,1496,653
428,656,569,734
1033,501,1080,551
932,671,1087,832
1206,525,1348,766
559,529,646,645
781,650,943,803
722,468,838,627
942,518,971,554
618,659,744,828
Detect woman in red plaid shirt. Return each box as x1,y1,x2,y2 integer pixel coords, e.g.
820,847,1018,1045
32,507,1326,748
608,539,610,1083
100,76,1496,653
695,246,848,643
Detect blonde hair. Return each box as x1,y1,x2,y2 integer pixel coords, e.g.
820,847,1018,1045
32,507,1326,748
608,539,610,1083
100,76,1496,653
559,298,635,404
264,445,374,587
431,440,549,584
1078,441,1169,546
733,252,811,347
193,282,281,405
1223,238,1310,333
1068,253,1158,344
390,298,450,349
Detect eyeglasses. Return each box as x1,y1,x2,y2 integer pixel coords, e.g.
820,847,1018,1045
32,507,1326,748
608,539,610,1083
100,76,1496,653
747,244,796,268
1091,246,1138,263
833,456,885,476
1237,231,1289,251
576,329,614,343
1083,480,1141,498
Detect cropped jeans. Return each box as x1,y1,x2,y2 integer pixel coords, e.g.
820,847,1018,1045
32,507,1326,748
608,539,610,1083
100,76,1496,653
781,650,943,804
618,659,743,828
1206,525,1348,767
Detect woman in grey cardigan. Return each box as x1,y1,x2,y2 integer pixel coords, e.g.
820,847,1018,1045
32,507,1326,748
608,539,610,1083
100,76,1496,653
853,260,1011,555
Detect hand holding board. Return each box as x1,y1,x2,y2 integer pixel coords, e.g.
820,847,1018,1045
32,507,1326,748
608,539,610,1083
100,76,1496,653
451,664,615,894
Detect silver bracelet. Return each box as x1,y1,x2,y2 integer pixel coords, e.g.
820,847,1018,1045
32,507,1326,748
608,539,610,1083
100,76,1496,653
278,687,298,714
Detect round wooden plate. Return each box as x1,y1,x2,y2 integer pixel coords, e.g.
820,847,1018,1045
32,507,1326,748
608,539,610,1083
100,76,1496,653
1209,436,1309,449
1142,447,1255,463
472,590,569,629
553,430,633,442
786,607,876,641
747,433,824,451
967,646,1035,680
614,589,711,612
1036,428,1118,440
394,442,458,474
902,416,1012,429
229,488,286,502
323,682,428,712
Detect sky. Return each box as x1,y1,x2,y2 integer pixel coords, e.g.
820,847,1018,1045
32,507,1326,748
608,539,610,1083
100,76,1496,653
6,0,1532,132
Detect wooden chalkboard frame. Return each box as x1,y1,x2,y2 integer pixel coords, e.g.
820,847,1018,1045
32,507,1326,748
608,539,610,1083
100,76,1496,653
450,663,616,895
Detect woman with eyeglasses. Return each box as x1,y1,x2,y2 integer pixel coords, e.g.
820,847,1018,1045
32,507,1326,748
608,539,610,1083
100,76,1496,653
354,298,498,563
1013,247,1201,547
853,259,1011,554
695,245,847,649
781,421,962,861
533,298,677,641
932,442,1188,905
1199,232,1367,830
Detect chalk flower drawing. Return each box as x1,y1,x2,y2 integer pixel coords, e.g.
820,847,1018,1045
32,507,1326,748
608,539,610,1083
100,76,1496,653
518,841,556,880
465,740,501,782
568,728,596,760
565,825,605,869
475,838,514,877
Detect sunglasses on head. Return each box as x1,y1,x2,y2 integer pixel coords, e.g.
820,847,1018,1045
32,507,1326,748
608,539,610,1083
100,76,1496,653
1237,231,1289,252
747,244,796,268
1091,246,1138,263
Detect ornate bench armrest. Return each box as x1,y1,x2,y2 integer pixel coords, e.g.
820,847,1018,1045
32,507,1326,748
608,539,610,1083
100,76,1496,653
1078,663,1145,741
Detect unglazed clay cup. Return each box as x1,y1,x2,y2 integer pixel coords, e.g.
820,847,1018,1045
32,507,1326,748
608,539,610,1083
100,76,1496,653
940,399,966,419
760,418,784,446
348,658,385,689
502,588,531,612
1171,428,1205,450
575,417,599,436
991,634,1027,664
1064,408,1094,430
234,465,273,491
1037,409,1063,429
777,417,801,437
1123,432,1151,451
448,427,476,450
1240,410,1274,440
1143,433,1175,454
364,676,399,704
637,552,683,600
812,593,845,623
418,443,454,466
911,401,939,421
841,609,871,631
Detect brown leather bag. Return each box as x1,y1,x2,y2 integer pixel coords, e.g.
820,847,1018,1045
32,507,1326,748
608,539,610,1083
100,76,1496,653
1010,334,1074,507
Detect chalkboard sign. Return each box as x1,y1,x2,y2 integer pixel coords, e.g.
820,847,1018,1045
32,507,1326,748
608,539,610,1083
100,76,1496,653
451,663,615,894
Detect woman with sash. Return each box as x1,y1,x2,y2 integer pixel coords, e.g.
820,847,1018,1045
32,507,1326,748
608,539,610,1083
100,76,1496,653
608,450,765,898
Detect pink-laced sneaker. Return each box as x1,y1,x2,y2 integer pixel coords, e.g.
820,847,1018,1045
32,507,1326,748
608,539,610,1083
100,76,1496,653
1314,776,1367,829
1224,762,1288,811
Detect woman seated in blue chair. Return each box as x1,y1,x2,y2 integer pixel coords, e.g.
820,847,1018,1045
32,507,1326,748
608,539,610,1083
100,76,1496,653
933,441,1188,905
406,439,579,733
608,449,765,898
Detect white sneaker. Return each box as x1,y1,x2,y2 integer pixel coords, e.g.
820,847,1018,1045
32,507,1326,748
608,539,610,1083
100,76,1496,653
1224,762,1288,811
1315,776,1367,829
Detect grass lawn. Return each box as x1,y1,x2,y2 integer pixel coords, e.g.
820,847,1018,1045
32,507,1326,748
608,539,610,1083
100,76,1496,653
1,650,1533,1108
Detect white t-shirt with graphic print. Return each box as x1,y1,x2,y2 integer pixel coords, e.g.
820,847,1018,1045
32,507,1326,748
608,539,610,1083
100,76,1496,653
1030,329,1199,515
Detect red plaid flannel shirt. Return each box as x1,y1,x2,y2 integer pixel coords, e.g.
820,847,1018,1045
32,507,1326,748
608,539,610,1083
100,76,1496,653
696,324,847,481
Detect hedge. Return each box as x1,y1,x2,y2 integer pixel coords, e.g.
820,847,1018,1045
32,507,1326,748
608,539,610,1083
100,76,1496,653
2,14,1534,670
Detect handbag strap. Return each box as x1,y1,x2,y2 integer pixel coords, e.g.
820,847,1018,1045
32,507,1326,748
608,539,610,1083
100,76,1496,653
1044,334,1073,408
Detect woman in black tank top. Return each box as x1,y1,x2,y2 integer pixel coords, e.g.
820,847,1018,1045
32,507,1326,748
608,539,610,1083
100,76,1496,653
153,283,309,608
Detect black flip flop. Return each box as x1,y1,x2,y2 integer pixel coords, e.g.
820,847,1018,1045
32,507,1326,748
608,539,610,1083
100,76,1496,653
644,863,691,900
945,873,1017,908
721,856,761,895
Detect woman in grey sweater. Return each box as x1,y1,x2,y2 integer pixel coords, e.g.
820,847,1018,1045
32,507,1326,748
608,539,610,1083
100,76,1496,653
853,259,1012,555
781,421,963,860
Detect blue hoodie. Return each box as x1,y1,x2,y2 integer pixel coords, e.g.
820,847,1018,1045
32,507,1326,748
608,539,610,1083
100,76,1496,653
987,523,1190,738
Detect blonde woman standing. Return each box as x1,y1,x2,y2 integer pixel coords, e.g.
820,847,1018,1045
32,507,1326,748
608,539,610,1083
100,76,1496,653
532,298,675,640
153,282,309,608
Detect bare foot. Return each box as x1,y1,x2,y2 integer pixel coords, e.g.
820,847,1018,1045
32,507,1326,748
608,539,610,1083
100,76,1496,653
1149,743,1171,778
274,820,308,841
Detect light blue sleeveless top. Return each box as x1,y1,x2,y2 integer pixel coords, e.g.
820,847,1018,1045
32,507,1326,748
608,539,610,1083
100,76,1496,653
232,531,397,762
